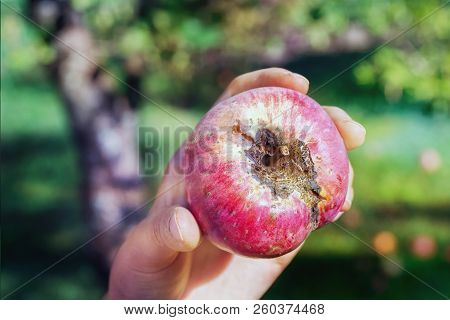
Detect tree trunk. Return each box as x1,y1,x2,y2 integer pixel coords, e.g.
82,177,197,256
29,0,148,274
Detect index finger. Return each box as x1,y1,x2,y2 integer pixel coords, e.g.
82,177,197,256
217,68,309,103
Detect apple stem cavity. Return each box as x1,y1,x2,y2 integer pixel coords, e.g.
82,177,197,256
233,121,323,230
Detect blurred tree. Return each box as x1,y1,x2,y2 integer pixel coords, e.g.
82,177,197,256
24,0,149,273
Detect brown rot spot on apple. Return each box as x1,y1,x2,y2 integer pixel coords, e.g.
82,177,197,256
233,121,324,228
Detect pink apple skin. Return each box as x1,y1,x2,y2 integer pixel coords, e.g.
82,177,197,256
183,87,349,258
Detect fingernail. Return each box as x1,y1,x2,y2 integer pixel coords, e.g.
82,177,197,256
345,120,366,136
294,73,309,86
170,207,201,251
353,121,366,134
169,208,184,242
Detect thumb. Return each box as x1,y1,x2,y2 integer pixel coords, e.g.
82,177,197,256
144,206,201,270
107,206,201,299
123,206,201,272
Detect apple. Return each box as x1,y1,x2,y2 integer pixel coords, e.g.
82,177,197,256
183,87,349,257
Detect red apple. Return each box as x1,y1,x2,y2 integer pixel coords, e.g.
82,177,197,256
183,87,349,257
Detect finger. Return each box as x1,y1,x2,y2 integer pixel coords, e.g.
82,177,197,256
107,206,200,299
152,206,201,252
217,68,309,103
341,187,354,213
323,106,366,150
341,161,355,212
124,206,201,273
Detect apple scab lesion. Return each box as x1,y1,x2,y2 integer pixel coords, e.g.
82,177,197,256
233,121,323,228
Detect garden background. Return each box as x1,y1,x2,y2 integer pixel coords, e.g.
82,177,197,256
1,0,449,299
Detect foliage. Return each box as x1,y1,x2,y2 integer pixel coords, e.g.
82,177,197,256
1,0,449,110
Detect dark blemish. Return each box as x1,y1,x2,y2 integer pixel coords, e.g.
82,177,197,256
262,154,271,166
233,123,323,230
310,206,320,227
232,121,254,143
309,179,322,196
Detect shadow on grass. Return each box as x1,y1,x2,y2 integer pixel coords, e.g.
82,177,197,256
1,134,104,299
265,255,449,299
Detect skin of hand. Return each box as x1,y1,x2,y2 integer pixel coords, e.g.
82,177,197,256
106,68,366,300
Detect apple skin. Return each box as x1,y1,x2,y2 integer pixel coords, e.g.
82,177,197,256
183,87,349,258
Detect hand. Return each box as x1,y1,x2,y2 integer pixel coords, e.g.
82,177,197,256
106,68,366,299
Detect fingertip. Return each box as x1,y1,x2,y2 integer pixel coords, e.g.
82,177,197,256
262,68,309,94
341,199,352,213
218,68,310,103
292,73,310,93
341,120,366,150
323,106,352,122
323,107,366,149
340,187,354,213
167,207,201,252
259,68,309,93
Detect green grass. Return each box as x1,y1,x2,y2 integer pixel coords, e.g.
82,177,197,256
351,112,450,207
1,83,449,299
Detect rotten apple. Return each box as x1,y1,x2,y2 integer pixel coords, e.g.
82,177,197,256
183,87,349,257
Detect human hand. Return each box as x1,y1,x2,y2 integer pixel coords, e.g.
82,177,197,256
106,68,366,299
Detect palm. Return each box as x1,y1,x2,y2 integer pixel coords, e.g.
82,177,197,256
188,241,300,299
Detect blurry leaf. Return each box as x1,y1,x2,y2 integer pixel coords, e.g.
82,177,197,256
180,18,221,50
153,10,172,31
118,24,153,55
355,62,376,85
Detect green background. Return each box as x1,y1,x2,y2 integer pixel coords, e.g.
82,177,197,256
1,0,449,299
